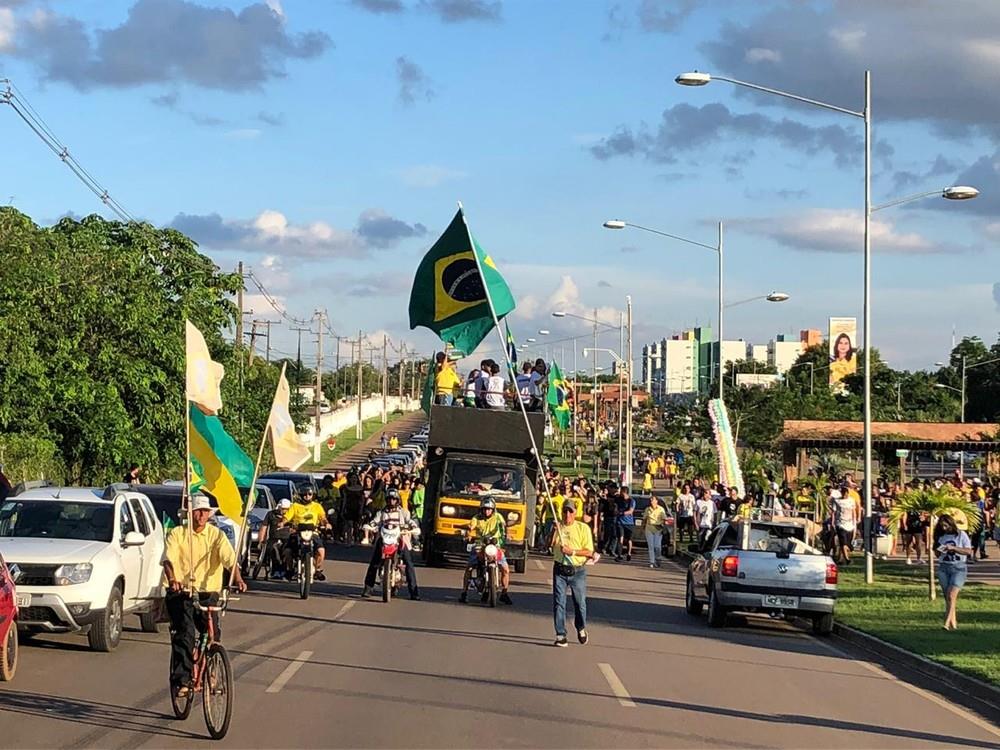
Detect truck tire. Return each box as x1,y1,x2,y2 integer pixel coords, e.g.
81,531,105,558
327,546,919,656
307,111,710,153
812,612,834,636
88,585,124,652
684,575,703,615
513,557,526,574
706,587,727,628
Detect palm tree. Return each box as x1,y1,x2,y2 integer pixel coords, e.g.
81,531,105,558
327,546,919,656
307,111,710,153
813,452,847,480
683,438,717,482
889,484,982,600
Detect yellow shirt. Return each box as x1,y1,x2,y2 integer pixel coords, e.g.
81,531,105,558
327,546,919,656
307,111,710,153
333,478,347,490
643,505,667,534
389,437,399,449
284,501,328,527
435,365,462,396
399,488,412,512
553,520,594,567
642,473,653,492
163,524,236,593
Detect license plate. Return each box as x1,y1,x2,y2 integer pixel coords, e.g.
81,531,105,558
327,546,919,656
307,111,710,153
15,593,30,608
763,594,798,608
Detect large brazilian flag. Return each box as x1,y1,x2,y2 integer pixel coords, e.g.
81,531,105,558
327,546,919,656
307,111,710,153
408,207,515,356
188,403,254,521
547,360,572,430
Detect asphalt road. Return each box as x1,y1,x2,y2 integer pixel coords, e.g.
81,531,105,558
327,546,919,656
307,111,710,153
2,548,999,749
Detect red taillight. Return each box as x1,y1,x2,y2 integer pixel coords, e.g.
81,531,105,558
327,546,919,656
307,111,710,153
826,562,838,584
721,555,739,577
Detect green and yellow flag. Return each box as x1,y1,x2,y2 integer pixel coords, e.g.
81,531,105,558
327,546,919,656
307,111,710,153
188,403,254,521
408,207,515,356
547,361,572,430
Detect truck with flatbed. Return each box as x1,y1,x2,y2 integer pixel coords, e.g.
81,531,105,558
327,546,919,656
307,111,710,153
685,515,838,635
421,405,544,574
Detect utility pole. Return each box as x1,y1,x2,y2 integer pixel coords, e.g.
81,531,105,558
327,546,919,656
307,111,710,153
625,295,634,489
313,310,324,463
247,319,258,365
356,331,364,440
398,344,405,404
382,334,389,423
253,320,272,362
291,326,310,386
236,261,244,349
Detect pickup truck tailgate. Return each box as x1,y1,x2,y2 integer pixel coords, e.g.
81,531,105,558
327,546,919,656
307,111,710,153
736,552,827,592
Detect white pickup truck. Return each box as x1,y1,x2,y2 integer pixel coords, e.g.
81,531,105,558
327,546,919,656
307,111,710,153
685,516,838,635
0,486,166,651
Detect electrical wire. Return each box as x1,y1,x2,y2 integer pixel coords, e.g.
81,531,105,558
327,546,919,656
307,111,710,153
1,79,134,222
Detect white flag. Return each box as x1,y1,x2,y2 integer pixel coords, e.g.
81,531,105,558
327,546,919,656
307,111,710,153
269,365,311,471
185,320,225,415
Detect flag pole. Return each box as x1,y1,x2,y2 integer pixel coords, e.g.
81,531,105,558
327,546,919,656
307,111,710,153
233,362,282,572
184,403,195,593
458,202,563,541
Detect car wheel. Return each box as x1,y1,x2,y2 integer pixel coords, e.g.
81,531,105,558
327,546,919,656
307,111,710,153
88,585,123,652
0,624,17,681
139,610,159,634
685,575,704,615
706,587,727,628
812,612,834,636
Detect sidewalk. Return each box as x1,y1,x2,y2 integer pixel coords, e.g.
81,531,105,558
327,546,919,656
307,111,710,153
884,553,1000,586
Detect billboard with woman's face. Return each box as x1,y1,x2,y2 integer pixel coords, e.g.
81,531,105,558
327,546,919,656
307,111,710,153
829,317,857,389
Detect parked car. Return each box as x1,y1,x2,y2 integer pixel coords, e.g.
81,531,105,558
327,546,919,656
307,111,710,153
135,484,238,550
259,471,318,496
0,486,166,651
0,550,19,680
685,517,837,635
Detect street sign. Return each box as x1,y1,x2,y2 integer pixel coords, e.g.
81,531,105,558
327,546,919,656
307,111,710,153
327,438,336,451
895,449,909,458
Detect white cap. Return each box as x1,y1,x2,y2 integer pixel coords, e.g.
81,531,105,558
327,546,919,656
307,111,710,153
278,498,292,510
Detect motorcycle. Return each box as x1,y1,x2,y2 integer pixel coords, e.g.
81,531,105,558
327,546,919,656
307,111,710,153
466,535,501,608
370,523,418,603
294,523,318,600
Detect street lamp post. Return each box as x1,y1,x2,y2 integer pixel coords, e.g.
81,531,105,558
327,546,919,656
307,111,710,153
787,361,815,395
676,68,979,585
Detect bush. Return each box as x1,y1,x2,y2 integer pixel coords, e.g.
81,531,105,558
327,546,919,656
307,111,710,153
0,434,66,485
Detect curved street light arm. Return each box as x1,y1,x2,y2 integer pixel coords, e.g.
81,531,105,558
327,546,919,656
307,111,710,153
724,295,766,309
966,356,1000,372
623,222,718,252
871,190,941,213
712,75,864,119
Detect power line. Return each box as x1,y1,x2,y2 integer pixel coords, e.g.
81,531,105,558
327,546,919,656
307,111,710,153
1,78,134,222
244,268,313,327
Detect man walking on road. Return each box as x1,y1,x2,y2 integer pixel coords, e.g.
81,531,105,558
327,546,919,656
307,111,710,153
551,501,594,647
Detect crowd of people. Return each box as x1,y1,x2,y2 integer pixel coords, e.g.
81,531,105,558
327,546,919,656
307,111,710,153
433,352,550,411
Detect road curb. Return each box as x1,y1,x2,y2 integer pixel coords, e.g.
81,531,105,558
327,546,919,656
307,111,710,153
831,621,1000,706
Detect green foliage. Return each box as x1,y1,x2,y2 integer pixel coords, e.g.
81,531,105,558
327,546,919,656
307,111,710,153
0,434,66,484
0,208,286,485
889,484,982,534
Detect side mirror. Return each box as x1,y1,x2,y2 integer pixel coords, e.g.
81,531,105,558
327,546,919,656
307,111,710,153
7,563,21,584
687,543,702,554
123,531,145,547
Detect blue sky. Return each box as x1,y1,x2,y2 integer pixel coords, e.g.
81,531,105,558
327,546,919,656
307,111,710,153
2,0,997,373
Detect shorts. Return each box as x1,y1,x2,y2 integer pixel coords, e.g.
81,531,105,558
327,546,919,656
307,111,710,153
468,547,508,569
619,525,634,542
938,564,967,591
836,527,854,549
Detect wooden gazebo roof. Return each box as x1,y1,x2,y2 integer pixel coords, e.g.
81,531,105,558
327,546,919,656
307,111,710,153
780,420,1000,450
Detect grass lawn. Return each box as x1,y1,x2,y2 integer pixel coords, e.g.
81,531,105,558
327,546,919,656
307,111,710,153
836,561,1000,686
303,410,407,470
543,439,634,488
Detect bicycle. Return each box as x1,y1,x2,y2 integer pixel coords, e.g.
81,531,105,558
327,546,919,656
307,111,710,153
169,590,235,740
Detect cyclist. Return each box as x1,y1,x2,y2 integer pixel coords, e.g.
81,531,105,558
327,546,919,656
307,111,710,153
283,487,331,581
162,495,246,698
460,498,513,605
362,489,420,600
259,498,292,579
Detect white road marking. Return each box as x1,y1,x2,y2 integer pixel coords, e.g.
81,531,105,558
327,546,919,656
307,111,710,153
598,663,636,708
534,559,545,571
333,600,355,621
265,650,313,694
810,636,1000,739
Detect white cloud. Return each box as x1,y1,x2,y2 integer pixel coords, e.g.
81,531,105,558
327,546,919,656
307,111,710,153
733,209,956,255
0,8,14,52
828,27,866,52
397,164,467,188
745,47,781,63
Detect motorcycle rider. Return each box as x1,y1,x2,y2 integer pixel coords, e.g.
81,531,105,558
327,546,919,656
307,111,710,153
283,487,331,582
362,488,421,600
460,497,513,605
260,498,292,579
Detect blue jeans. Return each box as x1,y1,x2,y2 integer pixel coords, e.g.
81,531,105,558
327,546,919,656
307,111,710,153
552,565,587,637
435,394,454,406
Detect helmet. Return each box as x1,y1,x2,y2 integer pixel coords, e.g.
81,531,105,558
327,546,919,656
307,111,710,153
480,498,496,511
278,499,292,510
386,488,401,506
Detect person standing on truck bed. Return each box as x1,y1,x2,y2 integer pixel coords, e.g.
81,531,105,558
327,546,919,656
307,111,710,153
434,352,462,406
484,362,506,410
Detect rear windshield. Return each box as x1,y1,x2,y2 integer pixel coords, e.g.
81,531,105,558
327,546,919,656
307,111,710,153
748,524,819,555
260,482,292,503
0,500,114,542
